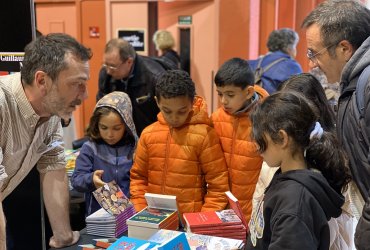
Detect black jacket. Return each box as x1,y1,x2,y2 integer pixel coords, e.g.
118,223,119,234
339,36,370,201
340,36,370,250
97,55,165,135
246,169,344,250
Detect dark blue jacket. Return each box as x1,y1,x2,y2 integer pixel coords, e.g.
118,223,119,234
71,140,134,216
248,51,302,94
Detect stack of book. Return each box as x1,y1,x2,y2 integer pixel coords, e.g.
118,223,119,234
126,193,179,240
183,191,248,241
86,207,135,238
183,209,246,240
85,181,136,238
65,148,80,190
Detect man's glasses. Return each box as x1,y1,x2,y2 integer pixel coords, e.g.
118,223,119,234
306,43,336,65
102,62,123,71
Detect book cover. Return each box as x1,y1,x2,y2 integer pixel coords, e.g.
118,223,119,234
185,233,244,250
144,193,177,211
93,238,117,248
148,229,183,244
127,207,176,228
183,209,241,229
156,232,190,250
93,181,133,216
107,236,158,250
225,191,248,228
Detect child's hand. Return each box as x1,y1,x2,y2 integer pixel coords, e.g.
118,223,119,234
93,170,106,189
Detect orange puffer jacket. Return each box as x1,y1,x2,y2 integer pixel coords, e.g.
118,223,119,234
211,85,268,223
130,96,229,219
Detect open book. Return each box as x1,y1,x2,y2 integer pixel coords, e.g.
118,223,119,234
93,181,132,216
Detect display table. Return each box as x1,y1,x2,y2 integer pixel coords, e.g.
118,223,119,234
49,229,96,250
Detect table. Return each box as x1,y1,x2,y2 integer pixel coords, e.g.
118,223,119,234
49,229,96,250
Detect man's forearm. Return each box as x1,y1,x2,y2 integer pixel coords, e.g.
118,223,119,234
41,169,76,245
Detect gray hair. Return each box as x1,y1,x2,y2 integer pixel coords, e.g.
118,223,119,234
302,0,370,55
105,38,136,62
21,33,92,85
267,28,299,53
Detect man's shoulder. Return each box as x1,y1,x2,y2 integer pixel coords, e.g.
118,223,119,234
136,55,166,73
0,74,19,107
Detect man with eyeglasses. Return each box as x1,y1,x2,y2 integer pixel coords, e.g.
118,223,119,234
303,1,370,249
97,38,166,135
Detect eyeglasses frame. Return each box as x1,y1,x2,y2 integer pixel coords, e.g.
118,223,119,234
306,43,337,65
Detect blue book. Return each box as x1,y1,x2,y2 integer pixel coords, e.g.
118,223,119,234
107,236,158,250
149,230,190,250
156,232,190,250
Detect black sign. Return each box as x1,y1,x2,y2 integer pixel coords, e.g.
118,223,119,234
117,29,145,52
0,0,35,72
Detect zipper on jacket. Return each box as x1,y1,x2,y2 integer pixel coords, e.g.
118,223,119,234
161,128,172,193
229,117,239,187
115,147,118,184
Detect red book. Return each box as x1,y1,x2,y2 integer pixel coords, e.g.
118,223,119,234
225,191,248,230
191,224,247,234
78,244,104,250
93,238,117,248
183,209,242,229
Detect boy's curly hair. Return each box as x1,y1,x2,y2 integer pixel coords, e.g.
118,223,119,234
155,70,196,101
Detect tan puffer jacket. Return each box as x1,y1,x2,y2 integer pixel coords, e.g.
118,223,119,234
130,96,229,219
211,85,268,223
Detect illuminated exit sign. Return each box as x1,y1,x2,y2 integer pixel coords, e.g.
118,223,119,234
178,15,192,25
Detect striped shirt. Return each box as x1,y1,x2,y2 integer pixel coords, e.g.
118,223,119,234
0,73,65,199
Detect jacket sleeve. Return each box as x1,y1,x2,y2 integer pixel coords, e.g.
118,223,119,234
199,127,229,211
70,143,95,193
355,197,370,249
96,68,108,102
130,136,149,212
269,214,317,250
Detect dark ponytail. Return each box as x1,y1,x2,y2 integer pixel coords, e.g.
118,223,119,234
306,132,351,193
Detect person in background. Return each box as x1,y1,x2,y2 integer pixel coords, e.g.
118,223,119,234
246,91,351,249
310,67,340,114
302,1,370,248
252,73,355,250
153,30,181,69
248,28,302,94
71,91,138,216
97,38,166,135
0,33,92,249
211,58,268,223
130,70,229,220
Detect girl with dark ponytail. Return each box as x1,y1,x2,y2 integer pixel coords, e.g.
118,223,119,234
246,91,351,249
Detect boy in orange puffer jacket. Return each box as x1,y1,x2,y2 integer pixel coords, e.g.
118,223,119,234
130,70,229,221
211,58,269,223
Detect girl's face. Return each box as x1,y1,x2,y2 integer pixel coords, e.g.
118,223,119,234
260,133,283,168
98,111,126,145
156,95,193,128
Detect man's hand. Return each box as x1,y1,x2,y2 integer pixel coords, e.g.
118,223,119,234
49,230,80,248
